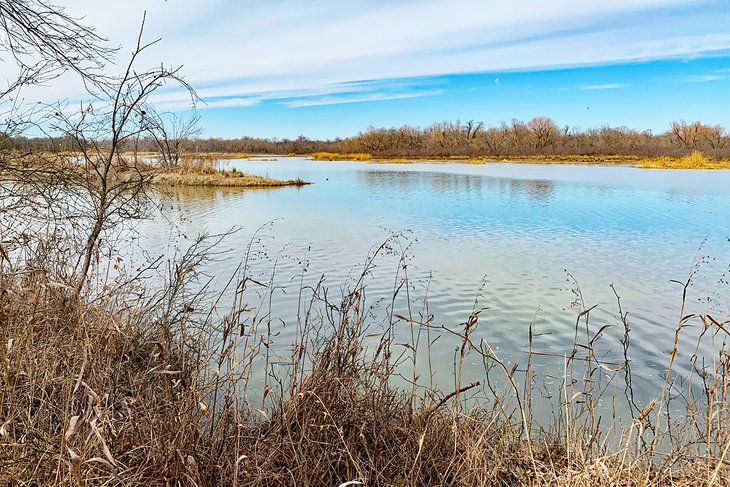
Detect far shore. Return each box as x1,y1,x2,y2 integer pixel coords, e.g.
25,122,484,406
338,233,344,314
304,151,730,169
175,150,730,170
55,150,730,170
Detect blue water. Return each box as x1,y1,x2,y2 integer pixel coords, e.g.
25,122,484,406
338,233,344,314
139,158,730,414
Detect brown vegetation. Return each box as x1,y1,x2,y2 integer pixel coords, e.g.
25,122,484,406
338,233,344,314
148,154,308,187
1,3,729,486
10,118,730,164
151,170,308,188
1,236,729,485
501,151,730,169
311,152,373,161
11,117,720,163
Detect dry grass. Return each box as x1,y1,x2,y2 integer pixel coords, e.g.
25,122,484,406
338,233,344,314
156,150,730,169
1,235,729,485
639,151,730,169
180,152,252,160
1,152,309,189
151,171,309,188
148,154,309,188
311,152,373,161
322,152,730,169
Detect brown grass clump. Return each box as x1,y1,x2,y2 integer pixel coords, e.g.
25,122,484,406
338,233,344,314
639,151,730,169
311,152,373,161
151,171,309,188
0,263,212,483
148,154,310,187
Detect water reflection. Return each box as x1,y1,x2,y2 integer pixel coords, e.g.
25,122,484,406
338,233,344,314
356,169,555,202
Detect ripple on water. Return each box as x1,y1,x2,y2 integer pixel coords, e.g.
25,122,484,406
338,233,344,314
134,158,730,406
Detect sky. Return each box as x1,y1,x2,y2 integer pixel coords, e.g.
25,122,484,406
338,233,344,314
9,0,730,138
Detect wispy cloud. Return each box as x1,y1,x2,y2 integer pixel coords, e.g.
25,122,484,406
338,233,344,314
150,78,446,111
11,0,730,107
285,90,445,108
682,74,726,82
202,97,260,109
581,83,627,90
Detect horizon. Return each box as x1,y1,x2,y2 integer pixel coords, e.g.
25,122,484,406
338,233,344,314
11,0,730,139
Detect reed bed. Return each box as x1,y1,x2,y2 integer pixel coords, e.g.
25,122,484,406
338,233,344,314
112,154,306,188
0,234,728,486
312,151,730,169
151,171,309,188
311,152,373,161
150,154,308,187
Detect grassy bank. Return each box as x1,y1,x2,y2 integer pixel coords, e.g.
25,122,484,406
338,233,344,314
1,236,728,486
312,152,373,161
151,170,309,188
152,153,309,188
307,151,730,169
476,151,730,169
1,152,310,189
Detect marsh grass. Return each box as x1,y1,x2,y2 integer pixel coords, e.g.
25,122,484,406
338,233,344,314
314,152,730,169
639,151,730,169
148,154,309,187
139,150,730,170
312,152,373,161
0,233,728,485
0,152,307,189
151,171,309,188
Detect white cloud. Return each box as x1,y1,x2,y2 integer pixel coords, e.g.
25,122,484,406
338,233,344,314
683,74,725,82
4,0,729,107
285,90,445,108
581,84,627,90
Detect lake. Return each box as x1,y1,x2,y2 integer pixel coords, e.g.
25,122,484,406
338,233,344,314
138,157,730,416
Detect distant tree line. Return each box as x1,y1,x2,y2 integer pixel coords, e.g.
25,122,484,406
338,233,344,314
9,117,730,158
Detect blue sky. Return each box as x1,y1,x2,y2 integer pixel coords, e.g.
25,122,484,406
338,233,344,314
199,57,730,138
15,0,730,138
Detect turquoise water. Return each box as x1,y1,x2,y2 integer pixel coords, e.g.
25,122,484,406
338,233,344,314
139,158,730,412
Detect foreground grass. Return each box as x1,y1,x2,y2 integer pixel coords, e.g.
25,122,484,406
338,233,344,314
1,240,728,486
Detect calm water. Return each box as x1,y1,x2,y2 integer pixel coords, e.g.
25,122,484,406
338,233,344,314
138,157,730,412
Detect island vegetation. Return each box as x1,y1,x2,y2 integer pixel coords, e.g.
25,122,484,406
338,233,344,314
147,154,308,188
1,1,729,486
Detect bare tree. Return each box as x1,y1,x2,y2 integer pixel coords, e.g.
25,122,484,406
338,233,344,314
696,123,726,150
527,116,559,150
145,111,202,168
47,19,196,296
464,120,483,140
0,0,115,180
0,0,112,80
0,10,196,296
0,3,117,289
670,120,701,149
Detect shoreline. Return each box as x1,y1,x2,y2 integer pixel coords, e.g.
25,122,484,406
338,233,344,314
304,151,730,169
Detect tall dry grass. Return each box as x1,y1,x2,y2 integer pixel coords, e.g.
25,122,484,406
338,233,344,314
1,233,729,485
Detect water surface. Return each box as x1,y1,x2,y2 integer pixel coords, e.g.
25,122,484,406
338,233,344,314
139,158,730,413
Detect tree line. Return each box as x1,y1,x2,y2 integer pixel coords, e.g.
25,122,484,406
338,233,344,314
7,117,730,158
